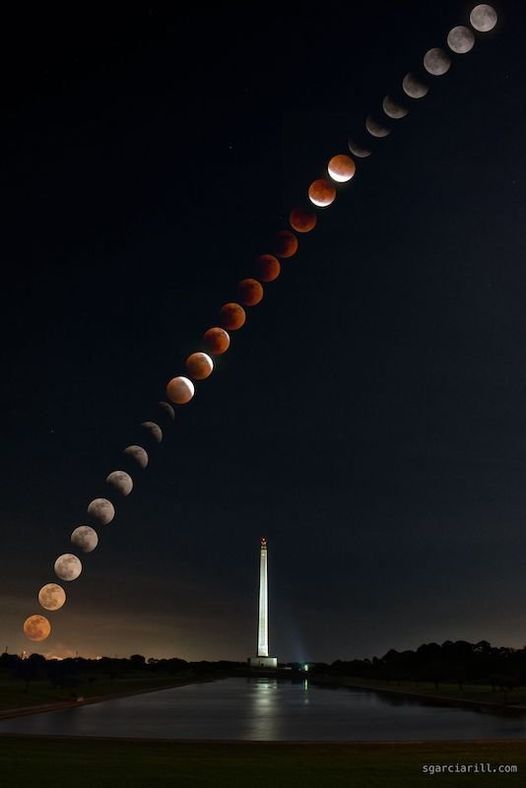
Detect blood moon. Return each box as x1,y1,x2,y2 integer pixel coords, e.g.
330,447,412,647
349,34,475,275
203,327,230,355
272,230,298,258
220,302,246,330
238,278,263,306
308,178,336,207
289,207,317,233
23,614,51,642
186,352,214,380
254,254,280,283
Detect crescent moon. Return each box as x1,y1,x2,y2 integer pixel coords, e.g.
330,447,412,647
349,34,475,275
423,47,451,76
447,25,475,54
141,421,163,443
124,445,149,469
382,95,408,119
106,470,133,496
402,73,429,99
470,4,497,32
87,498,115,525
348,138,372,158
71,525,99,553
365,115,390,138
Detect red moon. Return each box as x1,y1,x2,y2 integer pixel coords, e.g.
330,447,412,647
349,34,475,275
238,278,264,306
308,178,336,207
272,230,298,258
166,376,195,404
327,154,356,183
186,352,214,380
254,254,280,283
220,302,246,330
23,614,51,642
289,207,317,233
203,327,230,355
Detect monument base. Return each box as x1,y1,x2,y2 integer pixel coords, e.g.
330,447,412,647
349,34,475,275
248,656,278,669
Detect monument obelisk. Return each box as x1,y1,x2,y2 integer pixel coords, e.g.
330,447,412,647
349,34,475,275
248,537,277,668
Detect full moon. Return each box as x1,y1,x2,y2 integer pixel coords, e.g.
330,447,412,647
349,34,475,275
308,178,336,207
470,4,497,32
203,326,231,354
87,497,115,525
447,25,475,54
38,583,66,611
23,614,51,642
166,376,195,404
238,278,264,306
141,421,163,443
186,352,214,380
272,230,298,258
289,207,317,233
423,47,451,75
348,139,371,158
71,525,99,553
402,73,429,99
327,154,356,183
382,95,408,119
254,254,280,282
365,115,390,138
220,302,246,330
124,444,149,468
54,553,82,582
106,470,133,496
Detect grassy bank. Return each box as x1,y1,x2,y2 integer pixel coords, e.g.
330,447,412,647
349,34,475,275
314,675,526,709
0,736,524,787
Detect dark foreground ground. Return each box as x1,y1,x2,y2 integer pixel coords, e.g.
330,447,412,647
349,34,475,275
1,736,524,788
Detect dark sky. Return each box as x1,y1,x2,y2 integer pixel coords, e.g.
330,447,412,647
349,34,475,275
2,2,525,662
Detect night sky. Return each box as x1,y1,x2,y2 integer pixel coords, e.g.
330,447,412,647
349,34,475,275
2,3,525,662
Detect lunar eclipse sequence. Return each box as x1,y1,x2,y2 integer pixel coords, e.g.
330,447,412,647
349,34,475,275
22,4,498,644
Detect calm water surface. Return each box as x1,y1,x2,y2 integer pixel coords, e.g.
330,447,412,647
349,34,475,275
1,678,525,741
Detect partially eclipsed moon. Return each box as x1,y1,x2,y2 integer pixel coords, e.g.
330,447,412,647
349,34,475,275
308,179,336,207
348,139,371,158
38,583,66,611
423,47,451,76
470,4,497,32
327,154,356,183
382,96,408,119
141,421,163,443
106,470,133,496
186,352,214,380
402,73,429,99
24,614,51,642
124,445,149,468
71,525,99,553
54,553,82,582
87,498,115,525
166,376,195,404
447,25,475,54
203,327,231,354
159,401,175,421
365,115,390,138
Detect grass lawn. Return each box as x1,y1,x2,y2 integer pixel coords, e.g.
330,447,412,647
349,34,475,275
326,676,526,708
0,736,524,787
